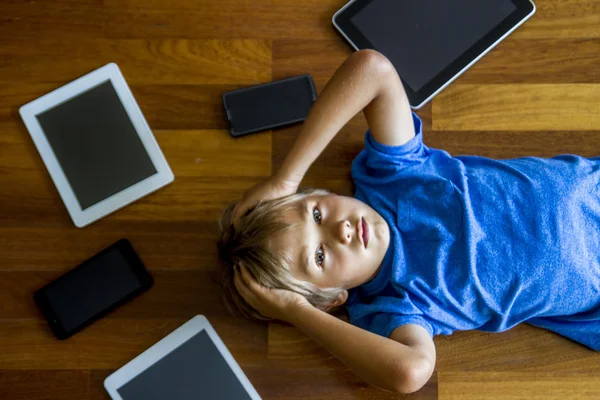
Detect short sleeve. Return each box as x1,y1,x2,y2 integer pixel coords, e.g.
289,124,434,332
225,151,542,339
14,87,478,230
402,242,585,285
350,311,435,339
346,293,437,339
352,112,430,181
383,314,435,338
367,112,424,157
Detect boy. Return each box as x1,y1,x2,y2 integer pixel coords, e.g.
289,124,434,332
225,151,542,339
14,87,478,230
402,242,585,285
217,50,600,394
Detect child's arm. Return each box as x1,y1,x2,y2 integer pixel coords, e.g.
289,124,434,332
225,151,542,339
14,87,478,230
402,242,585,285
276,48,414,185
290,302,435,394
232,49,414,223
234,265,435,394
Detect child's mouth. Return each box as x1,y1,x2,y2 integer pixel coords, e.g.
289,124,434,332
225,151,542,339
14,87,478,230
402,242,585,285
361,217,370,248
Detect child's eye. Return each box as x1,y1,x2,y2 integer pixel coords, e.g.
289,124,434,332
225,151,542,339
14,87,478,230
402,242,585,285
313,206,322,224
315,246,325,267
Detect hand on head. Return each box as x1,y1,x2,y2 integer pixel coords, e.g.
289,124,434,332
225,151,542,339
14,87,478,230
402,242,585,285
231,176,299,228
233,263,310,322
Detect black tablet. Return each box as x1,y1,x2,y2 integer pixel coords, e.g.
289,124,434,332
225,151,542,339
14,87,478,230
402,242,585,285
333,0,536,109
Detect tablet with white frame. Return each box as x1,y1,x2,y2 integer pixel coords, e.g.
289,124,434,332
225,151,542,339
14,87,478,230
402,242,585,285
104,315,262,400
19,63,174,228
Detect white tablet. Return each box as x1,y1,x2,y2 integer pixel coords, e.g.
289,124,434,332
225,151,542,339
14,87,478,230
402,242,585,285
19,63,174,228
104,315,262,400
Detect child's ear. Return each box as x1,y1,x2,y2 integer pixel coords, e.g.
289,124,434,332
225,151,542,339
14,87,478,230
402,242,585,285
325,290,348,311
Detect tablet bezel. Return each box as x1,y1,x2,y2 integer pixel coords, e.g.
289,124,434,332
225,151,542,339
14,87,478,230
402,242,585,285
103,315,262,400
19,63,174,228
333,0,536,109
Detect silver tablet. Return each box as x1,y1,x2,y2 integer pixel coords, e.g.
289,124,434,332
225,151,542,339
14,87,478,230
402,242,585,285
104,315,262,400
333,0,536,109
19,63,174,227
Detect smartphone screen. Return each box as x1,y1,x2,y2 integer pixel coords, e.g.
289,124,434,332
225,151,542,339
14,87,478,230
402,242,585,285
223,74,317,137
34,239,152,339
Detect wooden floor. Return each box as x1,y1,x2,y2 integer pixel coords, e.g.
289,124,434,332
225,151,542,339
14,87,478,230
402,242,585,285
1,0,600,398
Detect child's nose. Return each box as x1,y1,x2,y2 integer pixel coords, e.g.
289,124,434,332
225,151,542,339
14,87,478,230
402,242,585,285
336,220,353,244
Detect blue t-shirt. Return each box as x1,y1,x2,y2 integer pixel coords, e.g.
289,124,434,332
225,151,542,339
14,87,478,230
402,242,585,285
347,112,600,351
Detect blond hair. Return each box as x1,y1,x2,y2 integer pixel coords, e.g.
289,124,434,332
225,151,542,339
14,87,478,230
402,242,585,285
216,188,346,321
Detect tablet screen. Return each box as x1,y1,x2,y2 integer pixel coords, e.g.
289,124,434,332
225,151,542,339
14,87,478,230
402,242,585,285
116,330,254,400
350,0,517,91
36,81,157,210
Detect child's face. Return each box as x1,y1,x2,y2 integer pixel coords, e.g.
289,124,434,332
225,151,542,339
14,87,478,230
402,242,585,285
271,193,390,290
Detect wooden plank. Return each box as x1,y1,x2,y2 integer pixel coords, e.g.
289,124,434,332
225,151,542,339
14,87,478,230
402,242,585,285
0,226,217,270
0,270,229,319
272,39,353,86
432,84,600,131
4,0,100,4
4,83,267,131
103,2,342,40
90,370,112,400
0,3,104,39
0,370,90,400
105,0,337,9
274,38,600,86
0,82,253,132
102,0,600,40
513,0,600,39
128,85,238,130
422,130,600,159
0,318,266,369
458,39,600,84
0,38,271,85
0,83,60,130
521,14,600,39
438,372,600,399
245,366,438,399
434,325,600,373
0,175,262,224
268,324,337,365
269,324,600,373
0,129,270,178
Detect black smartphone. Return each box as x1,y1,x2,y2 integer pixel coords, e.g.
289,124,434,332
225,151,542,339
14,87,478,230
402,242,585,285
34,239,153,340
223,74,317,137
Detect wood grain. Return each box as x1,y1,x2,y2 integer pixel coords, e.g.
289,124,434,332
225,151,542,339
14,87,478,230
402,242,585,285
514,0,600,39
438,372,600,399
268,323,600,373
0,319,266,369
0,38,271,85
1,0,599,398
0,370,90,400
432,84,600,131
0,3,104,39
103,1,344,40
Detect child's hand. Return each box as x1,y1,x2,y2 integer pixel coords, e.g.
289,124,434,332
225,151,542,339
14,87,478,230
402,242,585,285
234,263,311,322
231,176,299,228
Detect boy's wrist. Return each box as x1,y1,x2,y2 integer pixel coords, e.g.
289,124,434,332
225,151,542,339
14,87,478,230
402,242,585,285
286,302,320,326
273,167,303,189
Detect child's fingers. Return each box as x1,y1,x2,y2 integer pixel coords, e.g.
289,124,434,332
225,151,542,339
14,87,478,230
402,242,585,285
239,264,262,291
234,270,274,319
231,203,244,227
234,269,259,306
232,200,254,229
